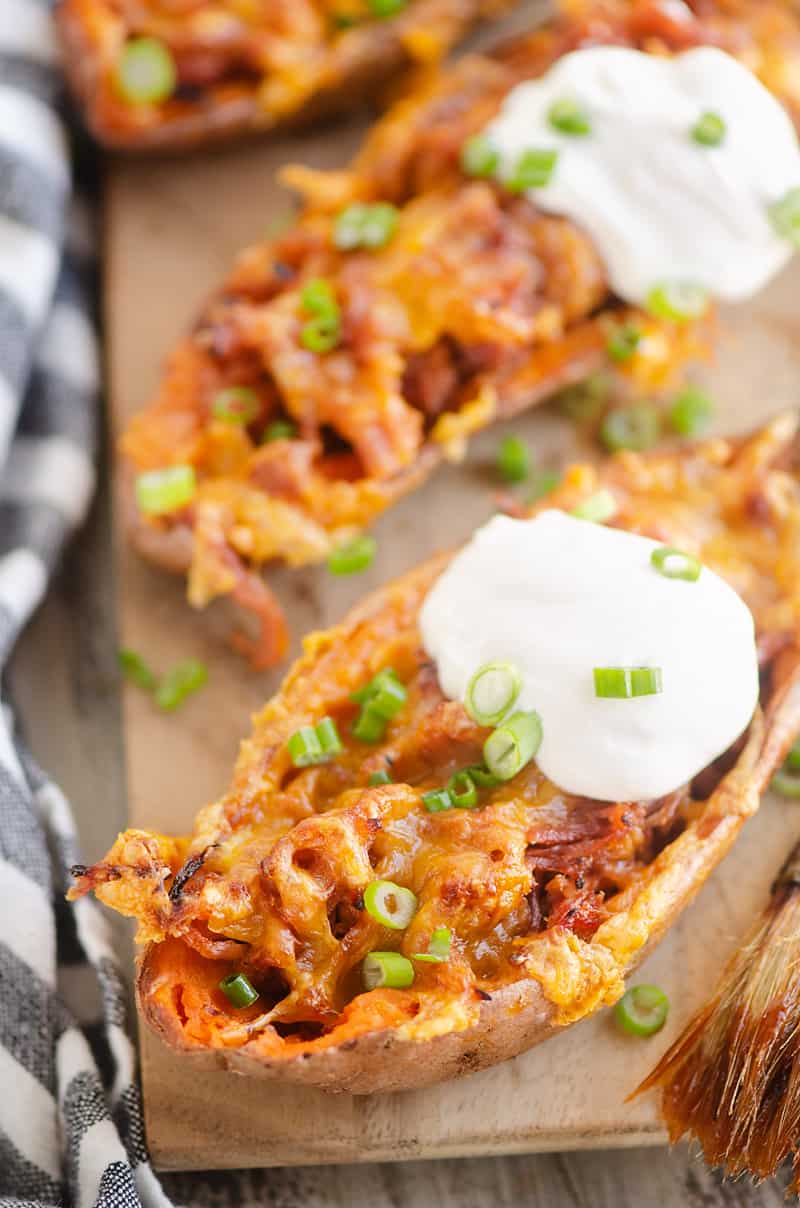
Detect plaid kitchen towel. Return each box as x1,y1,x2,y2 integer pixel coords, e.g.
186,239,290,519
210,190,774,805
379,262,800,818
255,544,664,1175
0,4,171,1206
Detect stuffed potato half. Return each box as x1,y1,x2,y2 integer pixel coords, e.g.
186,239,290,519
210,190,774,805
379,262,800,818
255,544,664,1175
71,416,800,1093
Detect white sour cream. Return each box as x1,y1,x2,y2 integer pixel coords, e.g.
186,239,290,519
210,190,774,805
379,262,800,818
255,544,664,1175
419,511,759,802
483,45,800,304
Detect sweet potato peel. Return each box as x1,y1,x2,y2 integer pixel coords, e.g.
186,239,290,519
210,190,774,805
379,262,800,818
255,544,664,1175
71,416,800,1092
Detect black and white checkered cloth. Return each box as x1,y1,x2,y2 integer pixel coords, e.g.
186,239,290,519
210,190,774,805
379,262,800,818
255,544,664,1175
0,3,171,1205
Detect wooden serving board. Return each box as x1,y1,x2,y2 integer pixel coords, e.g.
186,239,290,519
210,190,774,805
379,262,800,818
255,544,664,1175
106,10,800,1171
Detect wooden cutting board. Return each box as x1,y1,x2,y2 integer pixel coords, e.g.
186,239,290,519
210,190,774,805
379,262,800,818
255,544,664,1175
105,8,800,1171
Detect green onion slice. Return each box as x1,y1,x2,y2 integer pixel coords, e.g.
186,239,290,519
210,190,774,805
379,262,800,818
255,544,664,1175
548,97,591,136
600,404,661,453
422,788,454,813
368,769,393,785
497,434,530,484
594,666,663,699
557,373,610,422
115,37,176,105
118,648,157,691
219,972,259,1009
768,188,800,248
287,717,342,766
646,281,709,323
691,110,726,147
465,661,522,726
771,769,800,798
334,202,398,251
363,879,418,929
263,419,297,442
352,668,407,717
786,739,800,771
447,770,478,809
352,705,387,744
301,315,340,353
606,322,641,364
154,659,208,711
412,926,452,963
669,385,714,438
483,711,542,782
465,764,502,789
527,469,561,503
506,148,558,192
136,465,196,516
571,489,617,524
300,278,338,316
362,951,414,990
651,546,702,582
316,716,343,756
367,0,407,16
328,535,376,576
615,984,669,1037
212,387,259,426
460,134,500,179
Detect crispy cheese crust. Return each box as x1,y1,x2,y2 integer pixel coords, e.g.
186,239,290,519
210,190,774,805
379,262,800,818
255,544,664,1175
71,417,800,1093
117,0,800,667
56,0,514,150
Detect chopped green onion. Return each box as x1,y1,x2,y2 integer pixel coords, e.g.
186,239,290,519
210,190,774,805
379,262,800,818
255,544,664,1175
447,770,478,809
691,111,726,147
362,950,414,989
334,203,398,251
651,546,702,582
352,668,406,743
646,281,709,323
465,661,522,726
669,386,714,438
768,188,800,248
615,985,669,1037
771,769,800,798
483,711,542,782
557,373,610,422
219,972,259,1009
287,717,342,766
548,97,591,136
263,419,296,442
422,788,454,813
352,705,388,744
606,322,641,364
527,468,561,503
367,0,407,15
118,649,157,691
333,12,359,28
368,769,393,785
363,879,417,929
571,489,617,524
300,278,341,352
328,534,377,576
154,659,208,711
460,134,500,179
600,404,661,453
593,666,663,699
412,926,452,963
115,37,176,105
465,764,502,789
301,315,340,352
787,739,800,771
496,434,530,484
300,278,337,315
506,148,558,192
135,465,196,516
212,386,260,426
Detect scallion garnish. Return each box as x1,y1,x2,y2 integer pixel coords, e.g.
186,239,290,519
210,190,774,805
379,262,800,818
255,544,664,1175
527,468,561,503
593,666,663,699
363,879,417,929
651,546,702,582
287,716,342,767
465,764,502,788
600,404,661,453
368,769,392,786
447,770,478,809
135,465,196,516
118,649,157,691
506,148,558,192
212,386,260,426
483,711,542,782
422,788,453,813
768,188,800,248
460,134,500,179
669,385,714,438
362,951,414,990
412,926,452,963
334,202,399,251
115,37,176,105
646,281,709,323
571,489,617,524
263,419,296,442
155,659,208,711
691,111,726,147
367,0,407,16
557,373,610,422
465,661,522,726
548,97,591,136
219,972,259,1009
352,668,407,743
771,739,800,796
606,322,641,364
496,434,530,484
299,278,341,353
786,739,800,771
328,535,377,576
615,985,669,1037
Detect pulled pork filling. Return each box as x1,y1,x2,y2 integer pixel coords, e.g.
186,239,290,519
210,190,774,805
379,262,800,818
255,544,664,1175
71,419,800,1058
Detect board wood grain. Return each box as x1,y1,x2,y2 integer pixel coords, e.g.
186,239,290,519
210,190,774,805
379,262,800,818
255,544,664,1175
105,16,800,1170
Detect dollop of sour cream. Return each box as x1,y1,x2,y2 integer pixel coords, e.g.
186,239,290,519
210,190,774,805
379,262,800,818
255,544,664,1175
419,511,759,802
483,45,800,304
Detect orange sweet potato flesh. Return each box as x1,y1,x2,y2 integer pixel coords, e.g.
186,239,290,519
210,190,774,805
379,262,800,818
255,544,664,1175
71,417,800,1093
111,0,800,667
